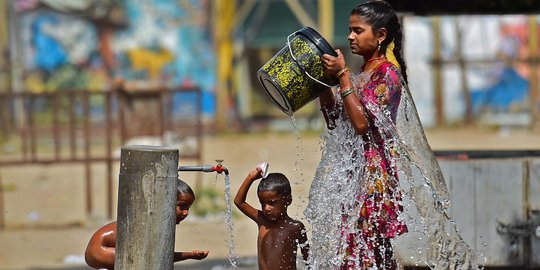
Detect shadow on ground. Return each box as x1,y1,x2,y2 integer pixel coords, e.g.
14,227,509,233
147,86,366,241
28,257,259,270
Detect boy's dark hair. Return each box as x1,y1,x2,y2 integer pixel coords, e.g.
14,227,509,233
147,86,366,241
177,179,194,197
257,173,291,197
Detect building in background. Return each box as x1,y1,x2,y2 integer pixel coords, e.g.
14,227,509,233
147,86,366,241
3,0,539,129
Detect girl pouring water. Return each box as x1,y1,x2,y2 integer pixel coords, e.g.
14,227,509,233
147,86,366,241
305,1,480,269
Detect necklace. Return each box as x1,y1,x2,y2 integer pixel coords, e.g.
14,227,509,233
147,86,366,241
362,55,386,72
365,55,386,64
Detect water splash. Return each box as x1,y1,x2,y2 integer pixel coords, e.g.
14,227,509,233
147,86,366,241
222,173,238,268
396,84,481,270
305,70,482,269
290,115,310,222
304,108,367,269
290,115,306,185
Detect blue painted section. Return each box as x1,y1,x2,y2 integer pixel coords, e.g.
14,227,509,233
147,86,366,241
471,67,529,113
32,14,67,72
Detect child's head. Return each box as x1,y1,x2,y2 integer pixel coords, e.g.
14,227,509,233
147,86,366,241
176,179,195,224
257,173,292,221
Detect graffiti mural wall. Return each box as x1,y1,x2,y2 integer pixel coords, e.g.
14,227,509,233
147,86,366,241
16,9,107,92
12,0,216,117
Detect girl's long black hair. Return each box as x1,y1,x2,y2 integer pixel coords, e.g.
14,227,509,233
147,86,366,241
351,0,408,83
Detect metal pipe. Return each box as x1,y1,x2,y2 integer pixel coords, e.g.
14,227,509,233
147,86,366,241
178,160,229,175
178,165,214,172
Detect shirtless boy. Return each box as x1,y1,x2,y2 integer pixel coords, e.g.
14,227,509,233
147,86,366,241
234,166,309,270
84,179,208,269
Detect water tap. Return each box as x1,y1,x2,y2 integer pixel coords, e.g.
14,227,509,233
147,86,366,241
212,159,229,175
178,159,229,175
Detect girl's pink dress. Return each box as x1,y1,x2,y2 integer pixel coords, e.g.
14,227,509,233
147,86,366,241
340,61,407,270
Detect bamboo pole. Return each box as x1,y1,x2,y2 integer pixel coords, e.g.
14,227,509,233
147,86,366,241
455,19,473,125
0,0,8,230
214,0,235,132
115,145,179,270
529,16,539,131
0,0,8,92
318,0,334,44
285,0,316,28
8,2,24,130
432,16,444,126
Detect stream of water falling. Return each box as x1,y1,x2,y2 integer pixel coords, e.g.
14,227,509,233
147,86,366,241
302,71,482,269
222,173,238,268
290,116,306,186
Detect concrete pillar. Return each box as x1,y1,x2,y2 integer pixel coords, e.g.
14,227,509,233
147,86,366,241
115,145,179,270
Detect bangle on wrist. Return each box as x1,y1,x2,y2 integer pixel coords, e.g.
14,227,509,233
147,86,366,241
339,85,352,92
339,87,355,99
336,66,349,78
341,89,355,99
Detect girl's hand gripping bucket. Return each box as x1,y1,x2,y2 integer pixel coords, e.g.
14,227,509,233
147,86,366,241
257,27,338,116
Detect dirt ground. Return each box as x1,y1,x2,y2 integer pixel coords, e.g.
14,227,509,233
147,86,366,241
1,126,540,270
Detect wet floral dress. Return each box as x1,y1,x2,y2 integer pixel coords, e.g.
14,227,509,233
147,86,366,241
339,61,408,270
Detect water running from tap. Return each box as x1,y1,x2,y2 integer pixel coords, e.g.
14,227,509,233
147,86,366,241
222,173,238,268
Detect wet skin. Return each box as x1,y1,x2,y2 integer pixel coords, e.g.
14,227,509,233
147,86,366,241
318,13,387,135
257,191,308,270
176,193,194,224
347,14,385,60
85,192,208,270
234,168,309,270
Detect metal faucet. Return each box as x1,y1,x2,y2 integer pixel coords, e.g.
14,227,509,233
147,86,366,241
178,159,229,175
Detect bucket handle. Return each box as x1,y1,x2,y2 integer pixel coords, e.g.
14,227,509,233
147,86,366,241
287,33,334,88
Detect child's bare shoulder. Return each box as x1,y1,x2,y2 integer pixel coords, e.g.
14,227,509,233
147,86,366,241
286,219,307,242
285,218,306,231
288,218,304,226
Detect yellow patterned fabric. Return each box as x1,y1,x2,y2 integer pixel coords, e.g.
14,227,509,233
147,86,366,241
385,41,400,71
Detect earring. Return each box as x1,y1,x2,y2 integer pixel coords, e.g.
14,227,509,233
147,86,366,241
377,40,381,52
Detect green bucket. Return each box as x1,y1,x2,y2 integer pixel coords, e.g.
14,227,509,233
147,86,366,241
257,27,338,116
